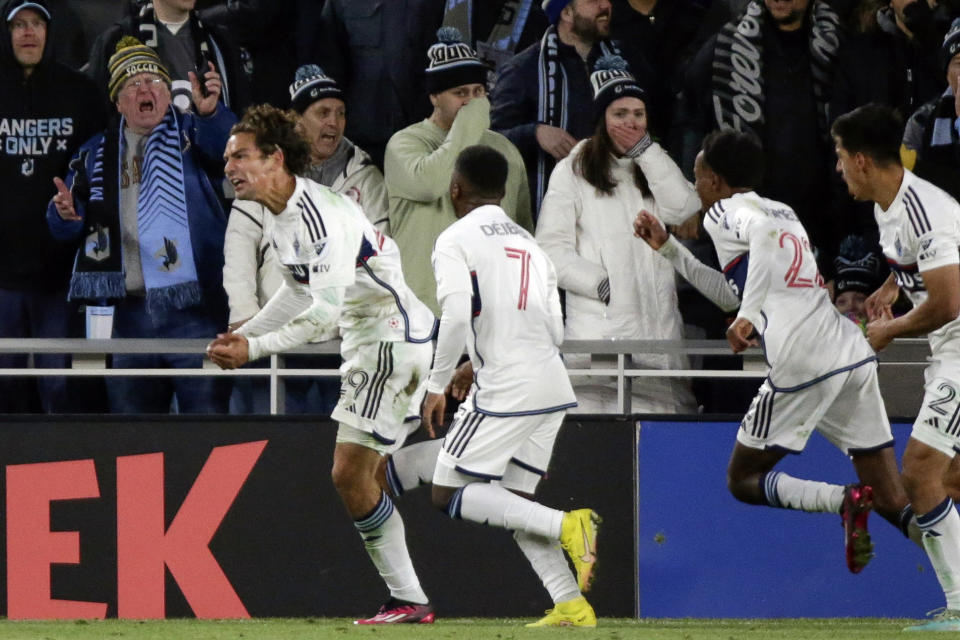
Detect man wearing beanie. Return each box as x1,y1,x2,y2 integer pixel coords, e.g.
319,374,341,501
46,36,237,415
0,0,106,412
902,18,960,202
86,0,248,115
385,28,532,316
491,0,654,215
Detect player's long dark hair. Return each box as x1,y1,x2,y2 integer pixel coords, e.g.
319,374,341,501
574,118,650,198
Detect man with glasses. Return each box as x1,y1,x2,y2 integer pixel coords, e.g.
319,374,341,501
0,0,105,412
46,36,236,414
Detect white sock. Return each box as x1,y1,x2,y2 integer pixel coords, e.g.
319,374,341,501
513,530,581,604
762,471,844,513
453,483,563,539
354,492,428,604
386,439,442,496
917,498,960,609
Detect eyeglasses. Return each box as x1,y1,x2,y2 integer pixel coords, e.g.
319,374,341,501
122,77,165,93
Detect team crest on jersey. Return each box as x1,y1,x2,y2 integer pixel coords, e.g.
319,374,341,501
84,225,110,262
895,237,903,257
314,237,330,260
20,158,33,177
154,237,181,272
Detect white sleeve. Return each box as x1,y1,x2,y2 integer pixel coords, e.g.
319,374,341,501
735,213,772,329
658,235,740,312
427,291,471,394
222,201,266,324
243,286,345,361
636,142,701,226
235,272,313,338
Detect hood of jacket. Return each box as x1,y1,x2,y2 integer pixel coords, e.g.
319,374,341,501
0,0,56,80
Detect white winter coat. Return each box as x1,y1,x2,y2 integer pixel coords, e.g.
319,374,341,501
536,139,701,413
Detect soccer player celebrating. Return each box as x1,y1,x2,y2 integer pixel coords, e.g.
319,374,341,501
207,105,436,625
833,103,960,631
422,145,600,627
634,130,920,577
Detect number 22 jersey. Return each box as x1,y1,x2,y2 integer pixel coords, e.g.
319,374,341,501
704,192,875,390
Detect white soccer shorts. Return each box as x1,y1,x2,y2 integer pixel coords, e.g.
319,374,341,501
910,357,960,458
737,360,893,454
433,404,566,494
332,340,431,455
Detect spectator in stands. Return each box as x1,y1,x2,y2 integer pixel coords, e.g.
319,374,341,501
831,0,944,125
608,0,708,146
0,0,106,412
832,235,886,332
491,0,655,216
681,0,846,277
536,56,701,414
313,0,443,168
385,28,532,316
902,19,960,201
47,37,235,414
438,0,549,85
87,0,249,115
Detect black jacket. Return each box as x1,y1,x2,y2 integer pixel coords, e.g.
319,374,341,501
0,0,106,291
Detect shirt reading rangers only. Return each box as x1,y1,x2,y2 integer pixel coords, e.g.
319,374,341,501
430,204,576,415
704,192,875,390
875,169,960,359
237,177,435,357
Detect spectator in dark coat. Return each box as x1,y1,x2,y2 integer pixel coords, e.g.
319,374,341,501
0,0,106,412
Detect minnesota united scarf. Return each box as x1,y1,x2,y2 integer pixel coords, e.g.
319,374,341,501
535,25,619,211
711,0,840,138
68,108,201,316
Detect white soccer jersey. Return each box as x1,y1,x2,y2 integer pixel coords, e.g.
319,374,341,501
431,205,576,415
240,177,435,355
704,192,875,389
875,170,960,359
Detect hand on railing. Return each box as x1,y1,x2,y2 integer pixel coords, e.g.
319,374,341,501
206,333,250,369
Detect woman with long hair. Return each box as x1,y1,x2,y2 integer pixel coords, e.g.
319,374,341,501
536,56,701,414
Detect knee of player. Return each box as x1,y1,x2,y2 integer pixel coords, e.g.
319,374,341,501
725,471,757,504
431,485,456,512
330,461,357,494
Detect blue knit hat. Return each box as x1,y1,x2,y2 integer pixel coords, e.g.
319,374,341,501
542,0,573,24
942,18,960,76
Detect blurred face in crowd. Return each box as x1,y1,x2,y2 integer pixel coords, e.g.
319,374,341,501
224,132,278,203
833,139,870,202
8,8,46,75
300,98,347,163
429,83,486,131
604,96,647,155
835,291,868,319
117,72,171,135
949,54,960,95
154,0,196,13
764,0,810,30
567,0,611,41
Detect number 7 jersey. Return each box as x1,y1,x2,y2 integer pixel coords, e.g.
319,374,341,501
704,192,876,390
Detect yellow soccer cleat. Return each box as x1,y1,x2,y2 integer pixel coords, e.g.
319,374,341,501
526,596,597,627
560,508,601,592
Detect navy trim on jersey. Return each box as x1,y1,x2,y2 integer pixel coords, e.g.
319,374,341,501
470,271,482,317
765,443,802,455
904,186,932,238
403,415,420,423
510,457,547,476
474,401,578,417
848,439,895,455
356,235,377,266
887,258,919,271
454,465,503,481
359,262,434,344
769,355,878,393
371,429,396,445
706,201,724,225
298,192,328,243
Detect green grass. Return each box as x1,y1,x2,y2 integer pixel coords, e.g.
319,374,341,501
0,618,937,640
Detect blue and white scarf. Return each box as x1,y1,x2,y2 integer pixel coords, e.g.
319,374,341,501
68,107,201,316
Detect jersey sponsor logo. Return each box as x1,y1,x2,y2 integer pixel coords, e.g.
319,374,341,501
312,263,330,273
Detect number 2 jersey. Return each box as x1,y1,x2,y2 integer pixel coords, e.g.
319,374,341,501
875,169,960,359
237,177,435,356
431,204,577,415
704,192,876,390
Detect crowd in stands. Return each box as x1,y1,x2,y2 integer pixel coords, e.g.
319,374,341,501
4,0,960,414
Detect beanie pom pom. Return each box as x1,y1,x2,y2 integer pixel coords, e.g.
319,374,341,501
594,54,628,73
436,26,464,44
295,64,324,83
115,35,143,53
838,234,867,259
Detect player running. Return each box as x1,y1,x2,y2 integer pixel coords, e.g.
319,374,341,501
422,145,600,627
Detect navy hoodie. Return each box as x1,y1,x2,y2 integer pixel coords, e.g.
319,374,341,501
0,0,105,291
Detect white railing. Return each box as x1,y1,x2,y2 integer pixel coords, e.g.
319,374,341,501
0,338,931,415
